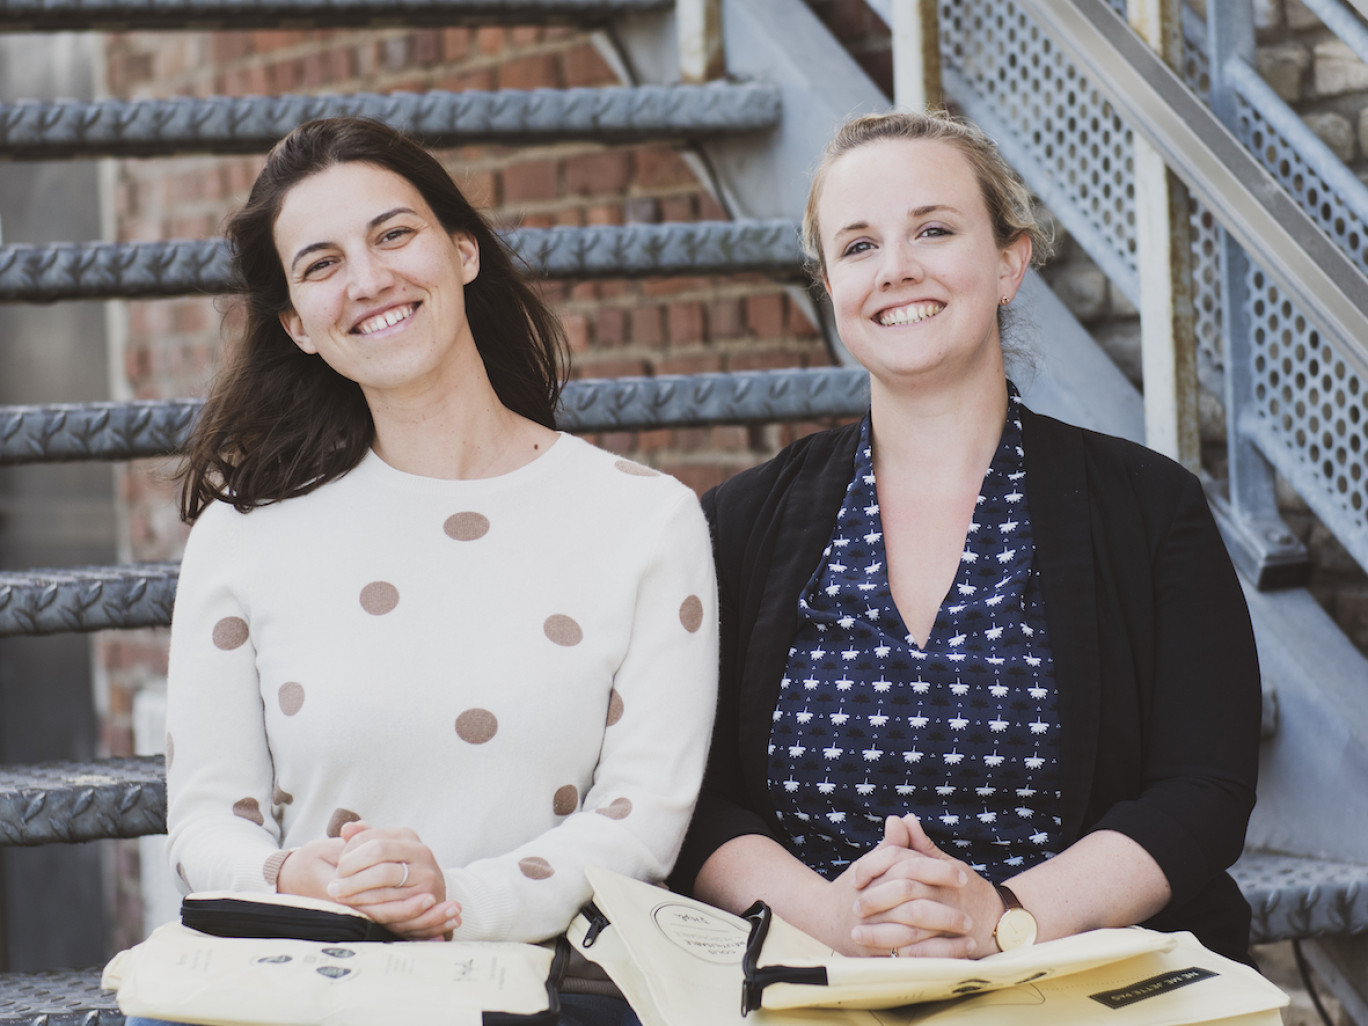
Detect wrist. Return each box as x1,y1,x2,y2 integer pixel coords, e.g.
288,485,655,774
991,883,1038,952
264,848,296,892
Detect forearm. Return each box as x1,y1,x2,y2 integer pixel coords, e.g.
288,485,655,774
1003,829,1171,945
694,834,861,954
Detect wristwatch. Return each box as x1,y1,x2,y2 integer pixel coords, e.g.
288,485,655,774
992,883,1038,951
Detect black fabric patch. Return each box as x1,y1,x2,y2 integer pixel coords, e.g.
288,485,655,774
1089,966,1217,1009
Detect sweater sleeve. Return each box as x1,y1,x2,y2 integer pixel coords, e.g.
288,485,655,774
1086,470,1261,906
442,487,719,942
164,502,283,894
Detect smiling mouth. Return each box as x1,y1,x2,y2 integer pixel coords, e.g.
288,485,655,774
353,303,418,335
878,301,945,327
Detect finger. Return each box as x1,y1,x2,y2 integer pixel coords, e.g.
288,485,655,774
900,815,946,859
855,871,968,919
327,860,410,899
862,856,969,900
850,843,917,889
857,896,973,936
848,921,931,954
338,819,371,843
882,814,913,849
380,900,462,939
336,840,415,878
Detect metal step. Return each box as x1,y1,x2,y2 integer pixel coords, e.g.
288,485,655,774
1,366,866,467
0,562,180,637
0,219,804,303
1234,850,1368,945
0,966,120,1026
0,83,781,161
0,0,668,32
0,757,165,846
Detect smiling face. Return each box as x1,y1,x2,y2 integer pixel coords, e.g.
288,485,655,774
816,137,1031,392
274,161,483,406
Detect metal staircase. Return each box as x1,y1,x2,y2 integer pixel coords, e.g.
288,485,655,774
1,0,1367,1021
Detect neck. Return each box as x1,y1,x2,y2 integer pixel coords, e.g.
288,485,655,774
365,368,553,480
868,369,1009,486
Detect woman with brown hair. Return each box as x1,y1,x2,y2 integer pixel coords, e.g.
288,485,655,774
673,109,1260,965
159,117,715,1019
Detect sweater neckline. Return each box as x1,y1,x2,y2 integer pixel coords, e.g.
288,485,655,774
356,432,573,492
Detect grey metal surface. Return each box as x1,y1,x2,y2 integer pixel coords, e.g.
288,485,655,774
0,220,804,302
0,83,780,160
0,756,165,845
0,0,668,31
0,400,199,465
0,562,179,637
1233,851,1368,944
1,365,865,466
0,967,120,1026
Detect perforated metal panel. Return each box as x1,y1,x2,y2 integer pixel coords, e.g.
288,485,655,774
938,0,1138,296
1247,269,1368,529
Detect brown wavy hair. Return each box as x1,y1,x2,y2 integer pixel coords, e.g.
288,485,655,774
179,116,567,521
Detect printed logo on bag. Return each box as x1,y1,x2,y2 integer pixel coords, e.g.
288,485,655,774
1089,967,1218,1008
256,955,292,964
650,902,751,964
321,948,356,958
316,966,354,980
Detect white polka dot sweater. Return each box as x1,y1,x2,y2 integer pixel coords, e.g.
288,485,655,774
164,434,719,942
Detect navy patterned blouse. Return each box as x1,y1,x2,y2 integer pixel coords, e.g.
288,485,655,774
767,389,1063,881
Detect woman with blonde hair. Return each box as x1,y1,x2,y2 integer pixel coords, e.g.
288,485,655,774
673,109,1260,964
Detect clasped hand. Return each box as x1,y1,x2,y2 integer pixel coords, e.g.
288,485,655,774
275,821,461,940
840,814,1002,959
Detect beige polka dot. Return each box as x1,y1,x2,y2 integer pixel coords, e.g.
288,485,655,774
455,708,498,744
165,732,174,770
273,783,294,806
213,616,249,650
278,681,305,716
614,459,659,477
606,689,624,727
544,614,583,646
327,808,361,837
360,581,399,615
444,511,490,541
519,856,555,880
679,594,704,633
233,797,264,826
553,784,579,816
596,797,633,820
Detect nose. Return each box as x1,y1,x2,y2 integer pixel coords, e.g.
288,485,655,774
346,249,395,299
878,239,922,289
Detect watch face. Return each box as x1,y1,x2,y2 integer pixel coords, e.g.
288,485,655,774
995,907,1038,950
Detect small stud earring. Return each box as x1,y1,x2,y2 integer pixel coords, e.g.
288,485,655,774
999,296,1010,306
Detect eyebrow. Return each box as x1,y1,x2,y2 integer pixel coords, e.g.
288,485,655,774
832,204,960,239
288,206,418,273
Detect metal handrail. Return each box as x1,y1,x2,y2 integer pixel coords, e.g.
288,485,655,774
1016,0,1368,386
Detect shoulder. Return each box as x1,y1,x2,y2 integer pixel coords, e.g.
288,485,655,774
1020,406,1200,515
560,434,699,505
705,421,862,523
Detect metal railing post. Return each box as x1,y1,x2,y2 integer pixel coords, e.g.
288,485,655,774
892,0,942,111
677,0,725,82
1207,0,1310,587
1129,0,1200,470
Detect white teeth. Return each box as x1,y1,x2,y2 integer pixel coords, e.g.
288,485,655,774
356,304,415,335
878,301,945,326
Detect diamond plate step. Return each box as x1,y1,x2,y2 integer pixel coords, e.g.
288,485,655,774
0,220,804,303
0,757,166,846
0,83,780,160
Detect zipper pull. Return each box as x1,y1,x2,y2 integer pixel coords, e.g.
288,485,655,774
579,902,610,948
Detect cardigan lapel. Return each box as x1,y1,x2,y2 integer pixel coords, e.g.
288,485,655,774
1021,407,1102,845
740,422,862,822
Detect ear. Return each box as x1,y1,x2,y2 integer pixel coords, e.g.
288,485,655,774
279,308,317,355
453,231,480,285
998,233,1032,303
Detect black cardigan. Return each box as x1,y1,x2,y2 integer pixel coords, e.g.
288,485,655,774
672,407,1262,962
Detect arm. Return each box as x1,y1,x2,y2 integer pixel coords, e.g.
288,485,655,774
164,503,294,894
434,490,720,942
